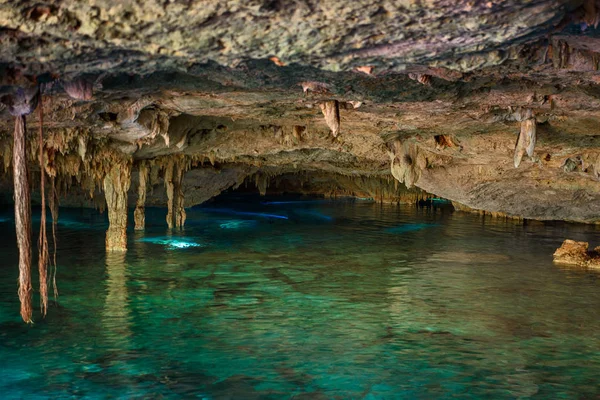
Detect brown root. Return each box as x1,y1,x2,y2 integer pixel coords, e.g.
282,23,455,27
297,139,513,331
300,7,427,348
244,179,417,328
37,95,49,317
49,176,59,302
13,115,33,323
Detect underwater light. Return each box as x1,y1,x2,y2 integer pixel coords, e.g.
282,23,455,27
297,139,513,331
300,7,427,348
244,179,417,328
137,236,202,249
167,241,200,249
219,220,257,229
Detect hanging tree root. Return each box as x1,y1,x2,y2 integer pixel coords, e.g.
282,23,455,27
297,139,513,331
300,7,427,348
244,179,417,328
45,135,59,302
13,115,33,323
49,176,59,301
37,94,49,317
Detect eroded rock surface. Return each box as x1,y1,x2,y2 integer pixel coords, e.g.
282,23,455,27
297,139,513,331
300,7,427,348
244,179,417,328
1,1,600,222
553,239,600,267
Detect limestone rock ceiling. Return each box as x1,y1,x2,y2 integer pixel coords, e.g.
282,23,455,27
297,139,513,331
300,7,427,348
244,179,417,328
1,1,600,222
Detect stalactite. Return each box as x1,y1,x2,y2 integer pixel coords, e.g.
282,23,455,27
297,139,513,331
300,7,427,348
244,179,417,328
164,160,175,229
173,161,186,229
514,109,536,168
37,95,49,317
62,78,93,101
389,140,427,189
320,100,340,137
103,161,131,251
164,158,187,229
256,173,268,196
13,115,33,323
134,162,149,231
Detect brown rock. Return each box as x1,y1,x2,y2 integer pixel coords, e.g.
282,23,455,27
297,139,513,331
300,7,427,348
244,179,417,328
553,239,589,266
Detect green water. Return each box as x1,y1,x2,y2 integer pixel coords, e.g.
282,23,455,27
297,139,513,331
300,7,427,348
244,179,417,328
1,194,600,399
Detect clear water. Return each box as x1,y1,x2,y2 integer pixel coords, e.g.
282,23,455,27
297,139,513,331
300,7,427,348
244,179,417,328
1,194,600,399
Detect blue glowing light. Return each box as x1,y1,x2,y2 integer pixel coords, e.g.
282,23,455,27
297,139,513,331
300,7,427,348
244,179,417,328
219,220,257,229
137,236,202,249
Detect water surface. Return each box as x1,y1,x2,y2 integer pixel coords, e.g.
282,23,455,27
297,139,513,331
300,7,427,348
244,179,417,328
1,195,600,399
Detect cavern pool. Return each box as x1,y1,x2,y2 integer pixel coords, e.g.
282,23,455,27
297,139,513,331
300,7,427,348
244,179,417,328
1,195,600,399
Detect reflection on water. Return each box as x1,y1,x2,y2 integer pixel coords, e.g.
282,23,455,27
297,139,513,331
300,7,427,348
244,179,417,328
102,252,132,348
0,195,600,398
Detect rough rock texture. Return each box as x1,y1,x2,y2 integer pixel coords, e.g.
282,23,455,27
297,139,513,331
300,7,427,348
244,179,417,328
2,1,600,222
553,239,600,267
133,161,148,230
103,161,131,251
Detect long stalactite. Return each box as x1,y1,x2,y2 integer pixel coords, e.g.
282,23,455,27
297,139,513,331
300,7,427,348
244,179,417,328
134,161,149,231
173,161,186,229
164,157,187,229
103,161,132,251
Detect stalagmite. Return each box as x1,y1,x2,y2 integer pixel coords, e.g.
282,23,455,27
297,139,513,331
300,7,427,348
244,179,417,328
134,162,149,231
103,161,131,251
320,100,340,138
514,109,536,168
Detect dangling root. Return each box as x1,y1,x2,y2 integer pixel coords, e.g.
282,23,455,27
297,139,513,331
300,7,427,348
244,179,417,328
37,95,49,317
49,176,59,302
13,115,33,323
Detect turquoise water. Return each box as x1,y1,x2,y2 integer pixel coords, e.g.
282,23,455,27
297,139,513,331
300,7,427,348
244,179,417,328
1,194,600,399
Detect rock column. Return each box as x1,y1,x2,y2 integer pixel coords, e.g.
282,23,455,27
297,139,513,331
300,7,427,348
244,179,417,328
165,159,186,229
134,162,149,231
103,161,131,251
173,162,186,229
